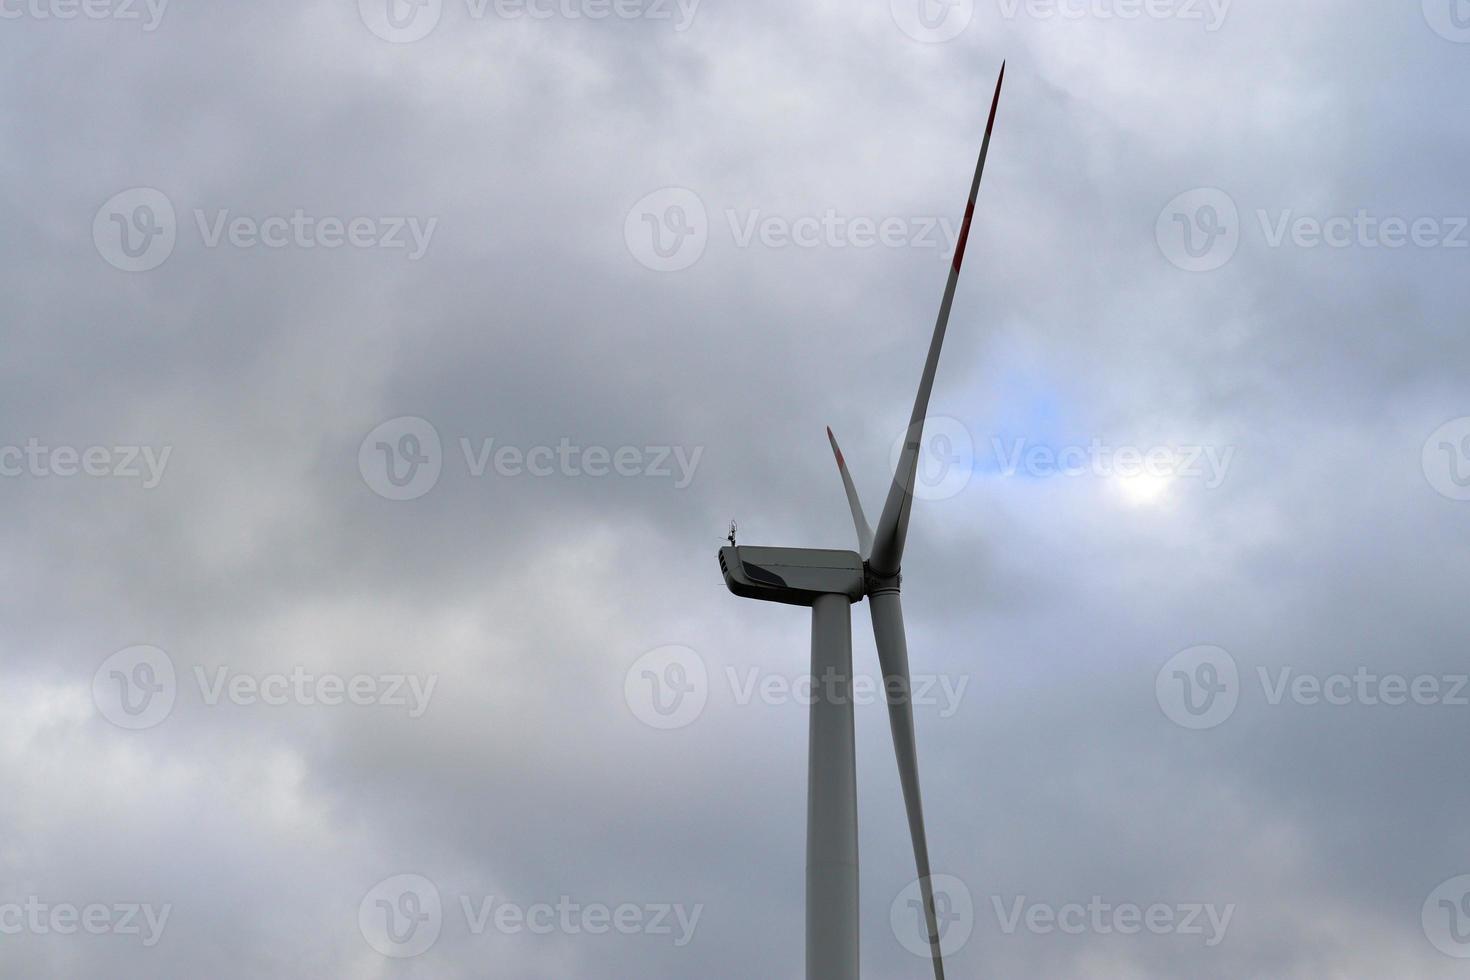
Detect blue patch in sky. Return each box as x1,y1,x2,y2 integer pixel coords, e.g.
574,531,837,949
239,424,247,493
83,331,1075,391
961,367,1089,480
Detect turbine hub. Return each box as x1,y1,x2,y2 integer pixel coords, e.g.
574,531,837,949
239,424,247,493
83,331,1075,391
864,562,901,597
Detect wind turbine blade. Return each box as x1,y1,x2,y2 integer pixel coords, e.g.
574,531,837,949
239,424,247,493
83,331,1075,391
869,589,947,979
826,427,874,558
868,62,1005,578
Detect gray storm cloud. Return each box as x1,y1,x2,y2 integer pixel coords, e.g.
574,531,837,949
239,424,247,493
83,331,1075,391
1,0,1469,976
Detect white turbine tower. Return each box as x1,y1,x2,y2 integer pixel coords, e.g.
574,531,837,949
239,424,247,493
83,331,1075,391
718,64,1005,980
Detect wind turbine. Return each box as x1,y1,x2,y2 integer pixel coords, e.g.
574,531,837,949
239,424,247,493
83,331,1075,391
718,64,1004,979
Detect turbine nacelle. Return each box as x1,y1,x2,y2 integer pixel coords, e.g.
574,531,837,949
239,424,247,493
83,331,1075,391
719,546,865,606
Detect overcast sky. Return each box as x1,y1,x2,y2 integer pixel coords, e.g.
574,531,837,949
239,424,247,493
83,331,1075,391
3,0,1470,976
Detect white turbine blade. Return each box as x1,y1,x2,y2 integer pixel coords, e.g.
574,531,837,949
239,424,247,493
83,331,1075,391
869,62,1005,578
869,590,946,980
826,426,874,558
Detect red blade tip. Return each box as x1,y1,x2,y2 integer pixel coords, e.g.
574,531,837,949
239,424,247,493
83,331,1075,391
826,427,846,466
